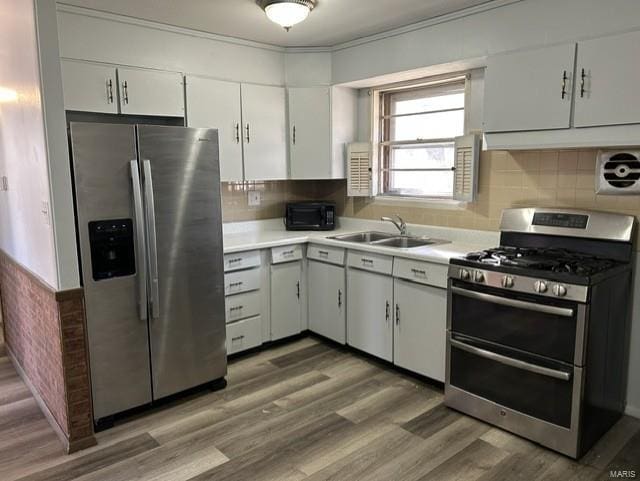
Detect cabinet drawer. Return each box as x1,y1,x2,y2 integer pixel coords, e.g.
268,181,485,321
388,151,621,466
347,250,393,275
271,244,303,264
227,316,262,355
224,250,261,272
307,244,345,266
225,290,261,324
224,268,261,295
393,258,448,288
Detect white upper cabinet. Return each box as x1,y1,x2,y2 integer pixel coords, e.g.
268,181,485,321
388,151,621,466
484,43,576,132
574,30,640,128
241,84,288,181
289,87,331,179
117,67,184,117
186,76,244,182
288,86,357,180
60,60,118,114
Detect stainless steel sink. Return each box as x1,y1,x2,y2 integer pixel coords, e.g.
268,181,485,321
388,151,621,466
373,236,448,248
329,231,397,243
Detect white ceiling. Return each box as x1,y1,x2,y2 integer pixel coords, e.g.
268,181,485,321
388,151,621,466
58,0,495,48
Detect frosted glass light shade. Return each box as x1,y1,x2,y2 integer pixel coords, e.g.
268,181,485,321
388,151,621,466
264,2,311,30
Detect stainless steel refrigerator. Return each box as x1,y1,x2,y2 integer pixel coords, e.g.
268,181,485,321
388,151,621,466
70,122,227,427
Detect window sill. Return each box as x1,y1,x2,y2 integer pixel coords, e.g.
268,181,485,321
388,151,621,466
374,195,467,210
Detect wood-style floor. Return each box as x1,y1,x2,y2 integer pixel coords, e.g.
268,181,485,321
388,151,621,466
1,336,639,481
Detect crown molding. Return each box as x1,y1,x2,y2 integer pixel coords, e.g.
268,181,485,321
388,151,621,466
57,0,522,54
56,3,286,53
330,0,523,52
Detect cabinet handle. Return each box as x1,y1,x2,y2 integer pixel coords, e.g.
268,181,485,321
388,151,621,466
235,123,240,144
318,250,329,257
229,281,243,288
385,301,390,322
395,303,400,325
338,289,342,307
245,124,250,143
230,305,243,312
296,281,300,299
411,268,427,277
292,125,296,145
561,70,567,99
122,80,129,105
580,68,586,98
106,79,114,104
232,335,245,342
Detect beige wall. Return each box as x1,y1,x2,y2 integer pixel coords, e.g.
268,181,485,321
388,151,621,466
222,149,639,240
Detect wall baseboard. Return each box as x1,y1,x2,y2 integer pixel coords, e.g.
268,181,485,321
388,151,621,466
6,346,96,453
625,404,640,420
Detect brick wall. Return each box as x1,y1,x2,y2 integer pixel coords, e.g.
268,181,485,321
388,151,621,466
0,250,95,452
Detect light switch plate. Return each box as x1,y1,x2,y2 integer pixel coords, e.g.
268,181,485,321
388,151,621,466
248,191,262,206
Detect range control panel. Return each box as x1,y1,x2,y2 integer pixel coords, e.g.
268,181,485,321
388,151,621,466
88,219,136,281
532,212,589,229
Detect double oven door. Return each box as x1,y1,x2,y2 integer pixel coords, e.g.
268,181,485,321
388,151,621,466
445,277,588,458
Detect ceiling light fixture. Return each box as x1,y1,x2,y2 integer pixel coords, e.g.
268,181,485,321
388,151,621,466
257,0,316,31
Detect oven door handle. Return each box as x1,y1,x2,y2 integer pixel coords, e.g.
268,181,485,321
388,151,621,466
450,338,572,381
451,286,574,318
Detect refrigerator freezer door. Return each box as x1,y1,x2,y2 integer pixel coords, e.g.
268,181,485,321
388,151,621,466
69,122,153,420
137,125,227,399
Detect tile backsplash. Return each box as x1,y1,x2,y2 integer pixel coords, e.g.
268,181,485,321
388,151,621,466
222,149,639,234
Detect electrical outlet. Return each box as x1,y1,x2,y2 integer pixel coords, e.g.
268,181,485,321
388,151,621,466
248,190,262,207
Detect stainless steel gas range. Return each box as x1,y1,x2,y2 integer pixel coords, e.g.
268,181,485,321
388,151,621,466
445,207,636,459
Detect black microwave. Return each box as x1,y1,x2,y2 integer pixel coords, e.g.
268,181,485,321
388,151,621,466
285,202,336,231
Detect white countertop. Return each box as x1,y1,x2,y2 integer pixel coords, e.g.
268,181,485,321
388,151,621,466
223,217,498,265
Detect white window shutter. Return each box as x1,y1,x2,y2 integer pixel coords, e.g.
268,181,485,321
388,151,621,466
453,134,481,202
347,142,373,197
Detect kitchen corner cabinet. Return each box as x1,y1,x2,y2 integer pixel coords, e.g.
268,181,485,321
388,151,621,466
308,259,346,343
270,260,303,341
573,30,640,128
60,60,118,114
186,77,244,181
483,43,576,132
60,60,184,117
242,84,288,181
347,268,393,362
117,67,184,117
393,278,446,381
288,86,357,179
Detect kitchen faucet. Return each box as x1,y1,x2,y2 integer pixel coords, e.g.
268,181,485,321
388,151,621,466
381,214,407,236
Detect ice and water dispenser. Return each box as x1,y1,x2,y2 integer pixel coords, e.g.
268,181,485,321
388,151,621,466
88,219,136,281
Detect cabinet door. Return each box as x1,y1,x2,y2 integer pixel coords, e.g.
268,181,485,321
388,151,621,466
60,60,118,114
483,43,576,132
118,67,184,117
270,261,302,340
394,279,447,381
308,260,345,344
289,87,332,179
186,77,243,181
347,268,393,362
241,84,287,180
574,31,640,128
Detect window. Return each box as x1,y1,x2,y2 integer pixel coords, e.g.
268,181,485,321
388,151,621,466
378,77,466,199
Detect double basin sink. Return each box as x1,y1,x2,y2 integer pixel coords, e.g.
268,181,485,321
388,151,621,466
329,231,449,249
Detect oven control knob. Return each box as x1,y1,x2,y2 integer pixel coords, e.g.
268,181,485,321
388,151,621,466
501,275,514,288
553,284,567,297
534,280,548,293
459,269,471,280
474,271,485,283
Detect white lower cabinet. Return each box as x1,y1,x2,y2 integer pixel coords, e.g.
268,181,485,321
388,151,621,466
347,268,393,362
270,261,303,340
227,316,262,355
308,259,345,344
393,278,447,381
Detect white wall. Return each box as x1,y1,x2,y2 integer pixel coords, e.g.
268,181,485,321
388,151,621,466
332,0,640,84
0,0,58,287
57,6,286,86
284,52,332,86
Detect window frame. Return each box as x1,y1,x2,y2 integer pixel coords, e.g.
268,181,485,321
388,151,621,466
375,74,469,200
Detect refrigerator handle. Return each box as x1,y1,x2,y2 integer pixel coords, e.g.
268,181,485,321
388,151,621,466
130,161,148,321
142,159,160,320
